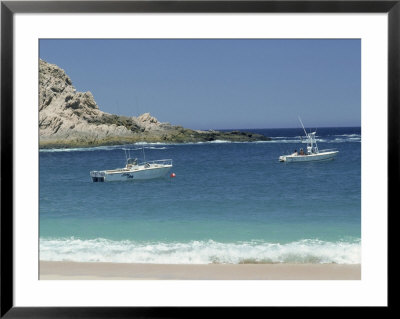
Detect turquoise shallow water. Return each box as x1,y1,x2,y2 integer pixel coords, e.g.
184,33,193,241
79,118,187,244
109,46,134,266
39,127,361,264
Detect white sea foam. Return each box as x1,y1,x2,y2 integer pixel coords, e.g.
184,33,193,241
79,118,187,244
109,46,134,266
209,140,231,143
332,137,361,143
334,134,361,137
39,144,173,153
39,145,122,153
146,146,169,150
39,238,361,264
134,142,167,145
268,136,361,144
265,139,301,144
39,133,361,152
39,140,243,152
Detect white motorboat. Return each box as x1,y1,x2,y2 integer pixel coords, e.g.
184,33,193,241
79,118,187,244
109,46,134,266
279,118,338,163
90,148,173,182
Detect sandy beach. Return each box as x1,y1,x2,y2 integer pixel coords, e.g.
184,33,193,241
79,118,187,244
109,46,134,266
40,261,360,280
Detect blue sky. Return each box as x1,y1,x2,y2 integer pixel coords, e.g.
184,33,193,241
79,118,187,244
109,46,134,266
40,39,360,130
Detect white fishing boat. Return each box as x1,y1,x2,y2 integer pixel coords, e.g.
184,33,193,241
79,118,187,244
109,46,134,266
279,118,338,163
90,147,173,182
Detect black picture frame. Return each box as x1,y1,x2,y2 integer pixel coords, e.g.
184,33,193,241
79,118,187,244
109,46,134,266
1,0,395,317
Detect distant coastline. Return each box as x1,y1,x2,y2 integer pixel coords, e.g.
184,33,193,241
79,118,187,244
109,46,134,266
39,59,271,149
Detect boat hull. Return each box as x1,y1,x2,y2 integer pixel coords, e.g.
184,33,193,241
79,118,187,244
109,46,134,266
279,151,338,163
91,165,172,182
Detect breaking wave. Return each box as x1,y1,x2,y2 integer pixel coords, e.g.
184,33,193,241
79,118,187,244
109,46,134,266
39,133,361,152
268,134,360,144
39,144,171,153
40,238,361,264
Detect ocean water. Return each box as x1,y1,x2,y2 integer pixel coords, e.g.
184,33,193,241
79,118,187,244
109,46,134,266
39,127,361,264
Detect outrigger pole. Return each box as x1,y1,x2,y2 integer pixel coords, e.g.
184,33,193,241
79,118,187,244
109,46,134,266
298,116,308,137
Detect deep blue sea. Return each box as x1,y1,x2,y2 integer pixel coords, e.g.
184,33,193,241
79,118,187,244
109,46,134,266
39,127,361,264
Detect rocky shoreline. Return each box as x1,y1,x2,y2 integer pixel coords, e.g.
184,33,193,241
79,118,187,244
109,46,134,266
39,130,271,149
39,59,271,149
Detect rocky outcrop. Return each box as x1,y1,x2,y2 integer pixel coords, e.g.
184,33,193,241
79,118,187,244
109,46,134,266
39,59,270,148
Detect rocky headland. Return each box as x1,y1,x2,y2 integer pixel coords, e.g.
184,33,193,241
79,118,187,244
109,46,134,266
39,59,270,148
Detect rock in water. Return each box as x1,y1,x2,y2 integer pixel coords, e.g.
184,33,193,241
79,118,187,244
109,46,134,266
39,59,271,148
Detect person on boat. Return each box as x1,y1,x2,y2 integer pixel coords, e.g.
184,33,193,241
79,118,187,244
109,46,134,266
299,148,304,155
292,149,298,156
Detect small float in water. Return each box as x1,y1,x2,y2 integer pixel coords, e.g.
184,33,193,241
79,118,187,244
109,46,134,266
90,147,173,182
279,118,338,163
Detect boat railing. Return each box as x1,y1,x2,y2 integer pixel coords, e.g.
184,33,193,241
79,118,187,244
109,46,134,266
318,148,337,153
144,159,173,166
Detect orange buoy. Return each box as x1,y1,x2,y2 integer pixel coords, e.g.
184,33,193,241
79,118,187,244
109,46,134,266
170,173,176,178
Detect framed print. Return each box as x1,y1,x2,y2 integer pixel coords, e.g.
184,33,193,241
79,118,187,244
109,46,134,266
1,0,396,317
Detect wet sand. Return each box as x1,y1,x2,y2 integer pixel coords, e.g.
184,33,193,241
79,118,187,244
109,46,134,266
40,261,361,280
